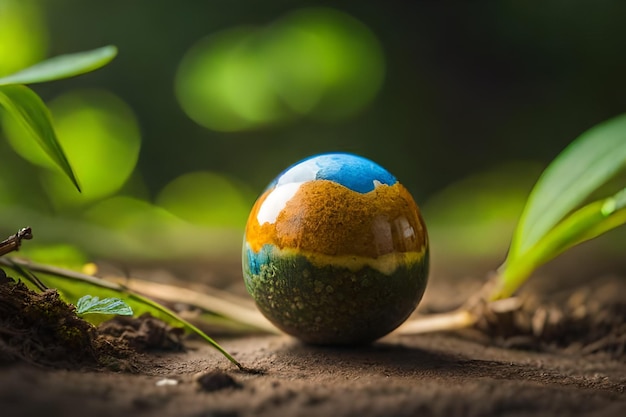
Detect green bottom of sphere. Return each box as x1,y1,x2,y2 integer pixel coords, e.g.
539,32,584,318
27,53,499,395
243,249,429,345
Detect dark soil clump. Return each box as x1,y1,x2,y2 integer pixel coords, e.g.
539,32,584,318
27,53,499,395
0,274,98,368
98,313,185,352
475,277,626,359
0,272,183,371
195,370,243,392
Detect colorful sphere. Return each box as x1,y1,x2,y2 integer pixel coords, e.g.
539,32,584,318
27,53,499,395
242,153,429,344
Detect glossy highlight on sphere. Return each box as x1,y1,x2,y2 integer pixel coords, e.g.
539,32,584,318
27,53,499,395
243,153,429,344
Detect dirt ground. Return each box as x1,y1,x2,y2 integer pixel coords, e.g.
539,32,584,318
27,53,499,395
1,253,625,417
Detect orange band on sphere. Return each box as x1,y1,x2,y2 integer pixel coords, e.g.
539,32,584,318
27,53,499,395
245,180,428,258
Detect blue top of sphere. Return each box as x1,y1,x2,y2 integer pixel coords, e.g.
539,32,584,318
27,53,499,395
270,153,397,194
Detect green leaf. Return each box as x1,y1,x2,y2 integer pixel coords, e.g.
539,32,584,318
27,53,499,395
0,45,118,86
508,114,626,262
0,257,242,369
495,187,626,299
0,84,81,191
76,295,133,316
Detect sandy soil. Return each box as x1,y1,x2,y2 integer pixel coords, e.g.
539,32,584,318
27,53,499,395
1,252,625,417
1,331,624,417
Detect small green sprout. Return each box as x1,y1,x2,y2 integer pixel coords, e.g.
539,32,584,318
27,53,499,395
492,114,626,300
398,113,626,335
75,295,133,316
0,255,244,370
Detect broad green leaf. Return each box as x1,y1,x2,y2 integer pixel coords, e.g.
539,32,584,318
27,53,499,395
0,84,80,191
495,187,626,299
559,192,626,252
0,257,242,369
0,45,117,86
508,114,626,262
76,295,133,316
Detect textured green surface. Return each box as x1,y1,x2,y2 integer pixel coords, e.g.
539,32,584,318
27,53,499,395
244,250,429,345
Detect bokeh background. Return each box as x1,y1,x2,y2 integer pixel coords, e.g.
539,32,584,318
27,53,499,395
1,0,625,278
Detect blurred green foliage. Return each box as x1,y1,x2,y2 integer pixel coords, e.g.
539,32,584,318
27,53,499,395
175,8,384,131
0,0,625,265
0,0,47,76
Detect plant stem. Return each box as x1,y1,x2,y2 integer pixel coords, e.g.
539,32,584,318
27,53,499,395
392,308,477,335
107,276,280,334
0,227,32,257
392,273,517,336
